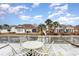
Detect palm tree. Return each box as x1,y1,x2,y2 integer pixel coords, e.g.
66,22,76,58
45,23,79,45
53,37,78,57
45,19,52,25
38,24,46,35
45,19,53,33
53,21,60,33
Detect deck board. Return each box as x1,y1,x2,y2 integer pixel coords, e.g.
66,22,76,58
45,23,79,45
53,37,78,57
0,43,79,56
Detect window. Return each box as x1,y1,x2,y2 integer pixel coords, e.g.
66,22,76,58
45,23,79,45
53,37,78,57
17,29,23,32
32,29,36,32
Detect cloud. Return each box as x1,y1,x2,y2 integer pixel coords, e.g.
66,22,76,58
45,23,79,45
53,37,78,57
0,4,29,15
18,15,32,20
49,3,62,8
0,4,10,10
58,16,79,24
32,3,40,8
8,5,29,14
48,4,68,18
33,15,43,20
0,11,6,16
0,11,6,19
48,3,79,25
48,10,63,18
48,11,51,14
54,4,68,11
18,14,43,21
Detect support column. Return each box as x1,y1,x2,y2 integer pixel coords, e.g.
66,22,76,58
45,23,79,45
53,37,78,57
71,35,73,43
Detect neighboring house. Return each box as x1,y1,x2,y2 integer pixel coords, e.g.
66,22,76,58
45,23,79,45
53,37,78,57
10,26,16,33
0,29,9,33
54,26,65,33
0,24,10,33
65,26,75,33
0,29,1,33
52,25,75,35
74,26,79,34
15,24,37,33
15,26,25,33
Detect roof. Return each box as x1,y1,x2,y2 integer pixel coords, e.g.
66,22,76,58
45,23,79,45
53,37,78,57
74,26,79,29
66,26,74,29
15,24,37,29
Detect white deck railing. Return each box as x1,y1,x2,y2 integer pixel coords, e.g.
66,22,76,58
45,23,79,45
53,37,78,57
0,35,79,44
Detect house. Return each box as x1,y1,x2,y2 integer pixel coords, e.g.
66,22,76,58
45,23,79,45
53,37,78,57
54,25,66,33
15,25,25,33
10,26,16,33
0,27,9,33
51,25,75,35
15,24,37,33
65,26,74,33
0,29,1,33
0,24,11,33
74,26,79,35
0,29,9,33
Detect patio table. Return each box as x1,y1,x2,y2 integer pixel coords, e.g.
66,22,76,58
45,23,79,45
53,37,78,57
22,41,44,56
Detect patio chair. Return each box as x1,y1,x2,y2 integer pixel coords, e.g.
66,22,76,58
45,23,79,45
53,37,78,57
33,44,53,56
0,44,17,56
14,49,31,56
9,43,31,56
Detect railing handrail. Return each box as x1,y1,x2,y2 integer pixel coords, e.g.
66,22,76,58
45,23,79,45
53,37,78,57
0,35,79,37
0,44,9,49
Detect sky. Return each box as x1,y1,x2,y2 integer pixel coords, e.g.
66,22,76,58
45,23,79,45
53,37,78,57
0,3,79,25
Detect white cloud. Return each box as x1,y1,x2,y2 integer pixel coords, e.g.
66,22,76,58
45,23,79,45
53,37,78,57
66,13,75,17
49,3,68,11
49,3,62,8
48,11,52,14
54,4,68,11
32,3,40,8
58,17,71,24
66,13,72,16
33,15,43,20
8,5,29,14
48,4,68,19
0,4,29,15
69,17,79,20
0,11,6,19
48,3,79,25
0,4,10,11
48,10,63,18
58,16,79,24
18,15,31,20
0,11,6,16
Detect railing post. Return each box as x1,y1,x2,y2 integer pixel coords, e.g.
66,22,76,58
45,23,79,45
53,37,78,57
8,36,10,44
19,37,22,48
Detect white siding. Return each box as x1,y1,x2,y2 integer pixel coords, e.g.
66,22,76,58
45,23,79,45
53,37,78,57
10,27,16,32
0,29,1,33
15,29,25,33
25,29,32,33
1,29,9,33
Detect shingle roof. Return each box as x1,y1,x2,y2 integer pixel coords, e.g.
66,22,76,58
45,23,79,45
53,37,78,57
15,24,37,29
74,26,79,29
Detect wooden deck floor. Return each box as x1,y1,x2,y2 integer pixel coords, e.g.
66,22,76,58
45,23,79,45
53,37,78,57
0,43,79,56
50,44,79,56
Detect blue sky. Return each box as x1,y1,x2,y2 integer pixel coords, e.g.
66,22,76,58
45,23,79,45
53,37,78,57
0,3,79,25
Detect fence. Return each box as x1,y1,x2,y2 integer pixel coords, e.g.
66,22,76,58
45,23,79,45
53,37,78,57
0,35,79,44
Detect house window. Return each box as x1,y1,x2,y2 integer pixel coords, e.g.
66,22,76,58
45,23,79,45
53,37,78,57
65,29,68,32
17,29,23,32
32,29,36,32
